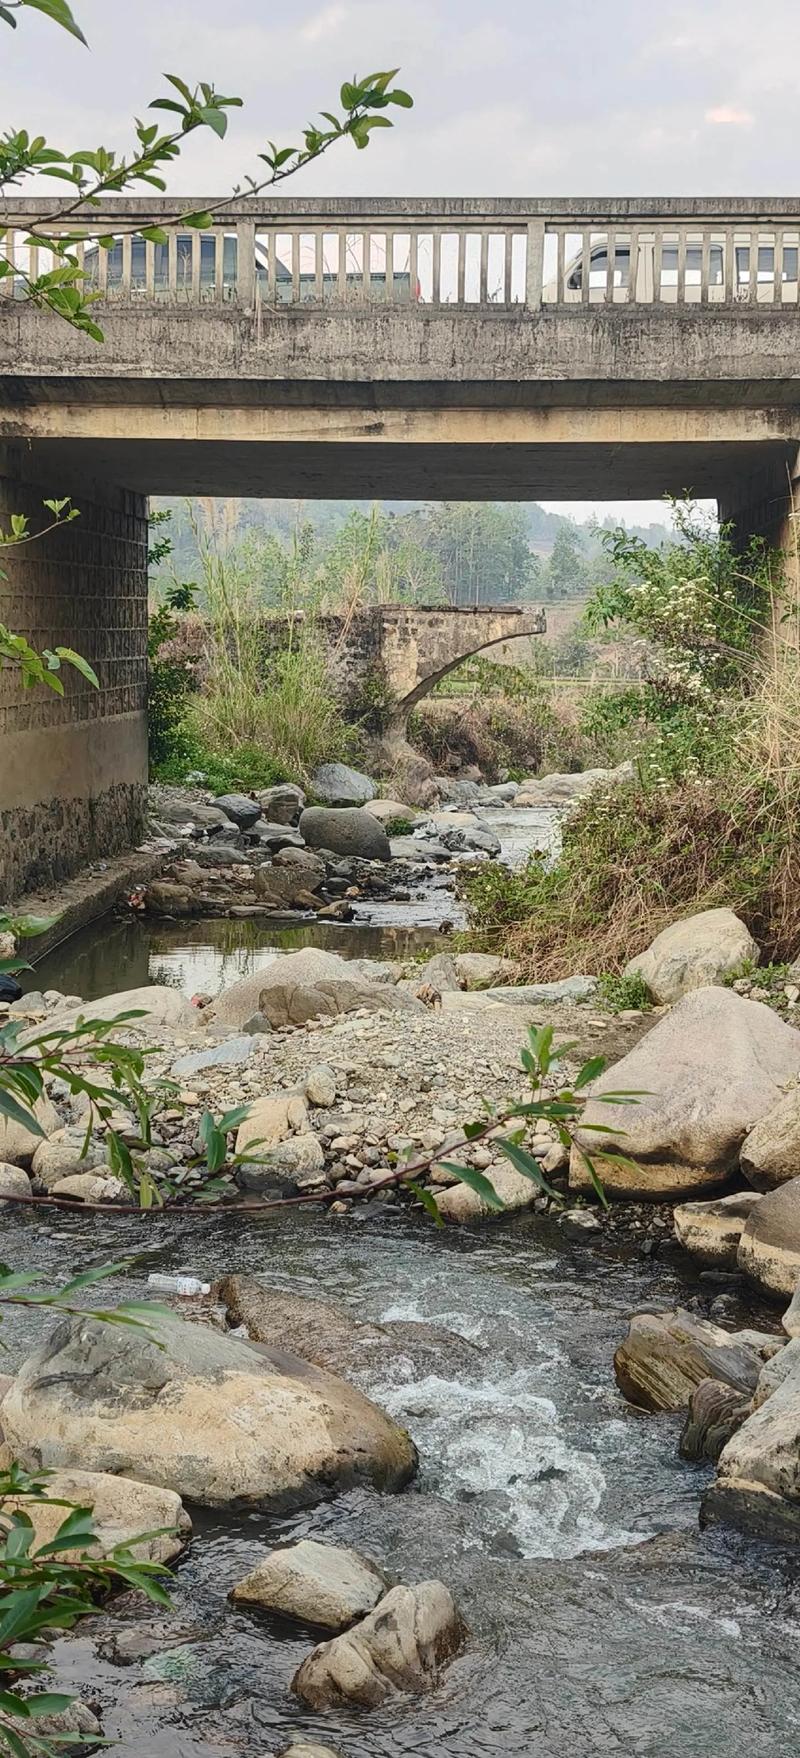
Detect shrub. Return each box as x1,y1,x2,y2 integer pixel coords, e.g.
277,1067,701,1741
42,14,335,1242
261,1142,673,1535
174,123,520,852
597,970,653,1012
463,764,800,979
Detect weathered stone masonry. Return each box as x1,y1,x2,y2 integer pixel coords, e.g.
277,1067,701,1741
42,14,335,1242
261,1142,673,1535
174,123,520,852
0,451,147,897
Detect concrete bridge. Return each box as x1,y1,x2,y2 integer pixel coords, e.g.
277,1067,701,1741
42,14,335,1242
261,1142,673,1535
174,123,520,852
1,196,800,893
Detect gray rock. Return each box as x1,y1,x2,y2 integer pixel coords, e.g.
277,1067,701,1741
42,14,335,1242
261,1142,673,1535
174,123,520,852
673,1192,762,1267
46,985,198,1035
211,950,421,1033
188,843,249,866
230,1537,387,1630
737,1176,800,1297
624,908,759,1006
390,836,450,863
679,1378,752,1462
0,1094,60,1169
277,1746,343,1758
304,1064,337,1107
707,1337,800,1535
740,1085,800,1190
171,1036,256,1078
212,792,262,830
571,987,800,1201
488,975,597,1006
291,1580,466,1709
0,1163,31,1201
613,1308,764,1412
248,822,306,854
311,764,377,808
455,952,522,989
414,953,463,993
274,846,326,885
300,807,390,863
782,1279,800,1337
257,782,306,825
1,1310,417,1510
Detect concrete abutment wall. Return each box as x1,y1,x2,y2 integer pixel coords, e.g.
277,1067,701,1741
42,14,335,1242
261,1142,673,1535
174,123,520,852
0,450,147,898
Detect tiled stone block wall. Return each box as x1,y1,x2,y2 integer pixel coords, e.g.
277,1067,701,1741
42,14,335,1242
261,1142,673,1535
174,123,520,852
0,460,148,897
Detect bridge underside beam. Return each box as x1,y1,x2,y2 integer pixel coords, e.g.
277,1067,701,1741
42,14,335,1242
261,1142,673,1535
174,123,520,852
6,434,797,503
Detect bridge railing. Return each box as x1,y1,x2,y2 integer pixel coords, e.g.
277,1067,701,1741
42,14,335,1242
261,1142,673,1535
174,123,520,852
3,199,800,310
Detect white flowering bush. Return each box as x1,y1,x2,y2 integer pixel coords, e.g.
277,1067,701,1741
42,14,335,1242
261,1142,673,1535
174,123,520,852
582,500,775,783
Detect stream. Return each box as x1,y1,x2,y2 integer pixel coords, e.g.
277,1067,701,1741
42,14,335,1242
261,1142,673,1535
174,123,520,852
10,801,800,1756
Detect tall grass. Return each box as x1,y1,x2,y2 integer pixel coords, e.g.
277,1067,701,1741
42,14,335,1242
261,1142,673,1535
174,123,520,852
175,507,358,786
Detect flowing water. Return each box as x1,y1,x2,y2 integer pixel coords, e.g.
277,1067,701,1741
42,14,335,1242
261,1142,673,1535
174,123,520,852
12,802,799,1756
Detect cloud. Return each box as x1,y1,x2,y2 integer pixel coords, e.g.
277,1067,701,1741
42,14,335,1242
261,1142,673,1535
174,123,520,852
705,104,754,126
302,5,349,43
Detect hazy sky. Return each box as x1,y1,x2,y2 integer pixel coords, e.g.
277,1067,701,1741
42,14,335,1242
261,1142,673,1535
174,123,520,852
7,0,793,522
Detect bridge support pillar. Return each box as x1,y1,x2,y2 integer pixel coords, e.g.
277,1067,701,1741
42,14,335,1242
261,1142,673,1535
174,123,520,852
718,445,800,598
0,450,148,898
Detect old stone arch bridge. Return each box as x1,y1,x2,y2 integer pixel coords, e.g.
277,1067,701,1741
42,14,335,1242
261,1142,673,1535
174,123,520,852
2,195,800,893
267,602,546,730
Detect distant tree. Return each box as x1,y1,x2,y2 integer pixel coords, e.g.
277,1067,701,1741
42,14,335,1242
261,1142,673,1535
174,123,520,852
547,525,590,599
415,503,534,605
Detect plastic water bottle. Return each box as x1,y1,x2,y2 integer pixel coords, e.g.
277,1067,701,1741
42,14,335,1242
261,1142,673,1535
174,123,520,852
147,1272,210,1297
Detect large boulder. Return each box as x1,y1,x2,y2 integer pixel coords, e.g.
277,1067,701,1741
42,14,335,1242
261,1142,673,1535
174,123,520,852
613,1309,765,1412
737,1177,800,1297
253,864,324,907
623,909,758,1005
291,1581,466,1709
300,807,390,862
679,1378,752,1463
515,763,633,809
209,949,420,1032
454,952,521,989
7,1468,190,1563
673,1192,762,1267
231,1538,387,1630
212,792,262,830
0,1311,417,1510
705,1341,800,1538
45,985,197,1035
217,1275,482,1384
0,1093,60,1168
361,799,419,825
740,1085,800,1190
31,1128,105,1191
311,764,377,808
570,987,800,1200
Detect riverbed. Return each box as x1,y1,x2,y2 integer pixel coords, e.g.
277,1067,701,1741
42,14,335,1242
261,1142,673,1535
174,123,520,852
9,801,800,1757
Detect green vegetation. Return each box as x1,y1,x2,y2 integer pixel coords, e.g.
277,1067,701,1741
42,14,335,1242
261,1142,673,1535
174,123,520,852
597,970,653,1013
466,503,800,976
412,657,596,780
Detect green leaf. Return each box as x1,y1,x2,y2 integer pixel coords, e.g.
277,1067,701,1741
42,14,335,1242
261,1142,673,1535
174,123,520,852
495,1136,558,1197
438,1161,505,1211
53,648,99,688
21,0,88,44
181,210,214,230
0,1586,45,1649
406,1180,443,1226
24,1692,76,1715
387,88,414,107
574,1056,606,1090
197,108,227,140
215,1104,249,1134
0,1091,43,1138
139,226,170,246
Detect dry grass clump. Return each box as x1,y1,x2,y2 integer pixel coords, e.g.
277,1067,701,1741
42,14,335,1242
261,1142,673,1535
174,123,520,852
463,767,800,980
409,695,593,781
